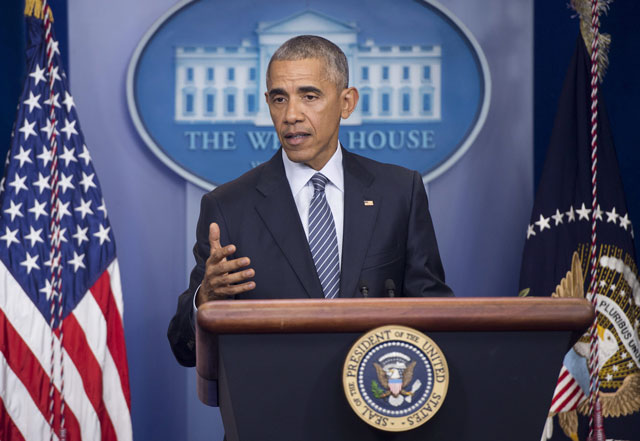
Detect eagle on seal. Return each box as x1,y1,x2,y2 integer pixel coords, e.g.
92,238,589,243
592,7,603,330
374,360,417,398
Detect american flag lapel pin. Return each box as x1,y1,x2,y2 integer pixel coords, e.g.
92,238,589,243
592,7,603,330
364,200,374,206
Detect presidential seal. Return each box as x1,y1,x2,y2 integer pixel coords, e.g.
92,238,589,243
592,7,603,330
342,325,449,432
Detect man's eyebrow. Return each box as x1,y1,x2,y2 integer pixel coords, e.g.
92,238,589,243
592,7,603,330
298,86,323,95
267,88,287,98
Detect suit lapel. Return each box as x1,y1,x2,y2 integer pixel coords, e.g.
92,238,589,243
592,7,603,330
340,150,379,298
254,151,324,298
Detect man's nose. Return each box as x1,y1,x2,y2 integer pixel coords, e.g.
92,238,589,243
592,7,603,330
284,99,303,124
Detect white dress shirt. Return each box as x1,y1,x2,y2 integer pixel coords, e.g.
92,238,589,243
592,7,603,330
281,145,344,267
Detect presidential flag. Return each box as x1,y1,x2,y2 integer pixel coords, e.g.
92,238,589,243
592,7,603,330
0,3,132,440
519,30,640,441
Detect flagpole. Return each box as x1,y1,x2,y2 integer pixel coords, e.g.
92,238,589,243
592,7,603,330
585,0,605,439
39,0,67,439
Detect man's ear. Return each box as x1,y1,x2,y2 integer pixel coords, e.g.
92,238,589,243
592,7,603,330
340,87,359,119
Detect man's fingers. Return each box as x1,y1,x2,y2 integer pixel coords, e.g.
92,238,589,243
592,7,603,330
197,278,256,305
208,257,251,276
200,275,256,303
214,281,256,297
200,223,255,302
212,268,255,288
205,263,253,287
208,222,222,255
208,244,237,264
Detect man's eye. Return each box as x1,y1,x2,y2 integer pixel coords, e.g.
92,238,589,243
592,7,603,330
272,97,285,103
304,95,317,101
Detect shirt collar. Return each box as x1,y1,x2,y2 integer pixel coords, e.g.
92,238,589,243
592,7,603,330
282,144,344,195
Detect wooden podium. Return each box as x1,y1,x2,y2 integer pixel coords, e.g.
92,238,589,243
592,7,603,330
196,298,593,441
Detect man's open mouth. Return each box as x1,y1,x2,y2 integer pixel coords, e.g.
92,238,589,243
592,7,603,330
283,132,311,145
284,132,310,140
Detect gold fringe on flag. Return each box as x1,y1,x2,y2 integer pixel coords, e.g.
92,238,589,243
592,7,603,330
24,0,54,21
571,0,611,82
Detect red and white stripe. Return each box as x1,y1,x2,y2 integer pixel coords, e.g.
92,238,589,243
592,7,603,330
0,259,132,440
549,365,586,414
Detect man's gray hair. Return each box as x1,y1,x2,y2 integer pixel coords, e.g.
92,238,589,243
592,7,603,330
267,35,349,90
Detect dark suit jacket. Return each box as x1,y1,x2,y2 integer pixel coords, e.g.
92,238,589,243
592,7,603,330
168,148,452,366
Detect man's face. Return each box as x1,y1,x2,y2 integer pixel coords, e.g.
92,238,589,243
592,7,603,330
265,58,358,170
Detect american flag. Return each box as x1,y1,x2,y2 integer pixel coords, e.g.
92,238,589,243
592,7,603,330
0,6,132,441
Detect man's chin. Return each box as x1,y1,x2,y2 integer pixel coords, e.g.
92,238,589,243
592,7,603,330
282,147,309,163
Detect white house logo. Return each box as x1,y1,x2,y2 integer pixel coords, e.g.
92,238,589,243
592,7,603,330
127,0,490,189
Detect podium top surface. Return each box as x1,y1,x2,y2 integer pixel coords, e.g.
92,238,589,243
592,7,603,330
197,297,594,334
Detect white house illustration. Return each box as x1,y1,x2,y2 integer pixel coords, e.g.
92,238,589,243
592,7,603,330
174,10,442,126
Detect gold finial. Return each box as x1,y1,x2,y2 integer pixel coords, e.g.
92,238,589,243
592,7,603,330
571,0,611,82
24,0,54,21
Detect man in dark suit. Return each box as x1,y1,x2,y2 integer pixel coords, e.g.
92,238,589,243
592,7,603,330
168,35,452,367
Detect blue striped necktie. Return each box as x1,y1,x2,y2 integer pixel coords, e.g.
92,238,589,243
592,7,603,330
308,173,340,299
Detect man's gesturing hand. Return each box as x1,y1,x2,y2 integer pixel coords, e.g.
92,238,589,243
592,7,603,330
197,222,255,306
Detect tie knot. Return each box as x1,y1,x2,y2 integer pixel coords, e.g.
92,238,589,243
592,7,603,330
311,173,329,194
